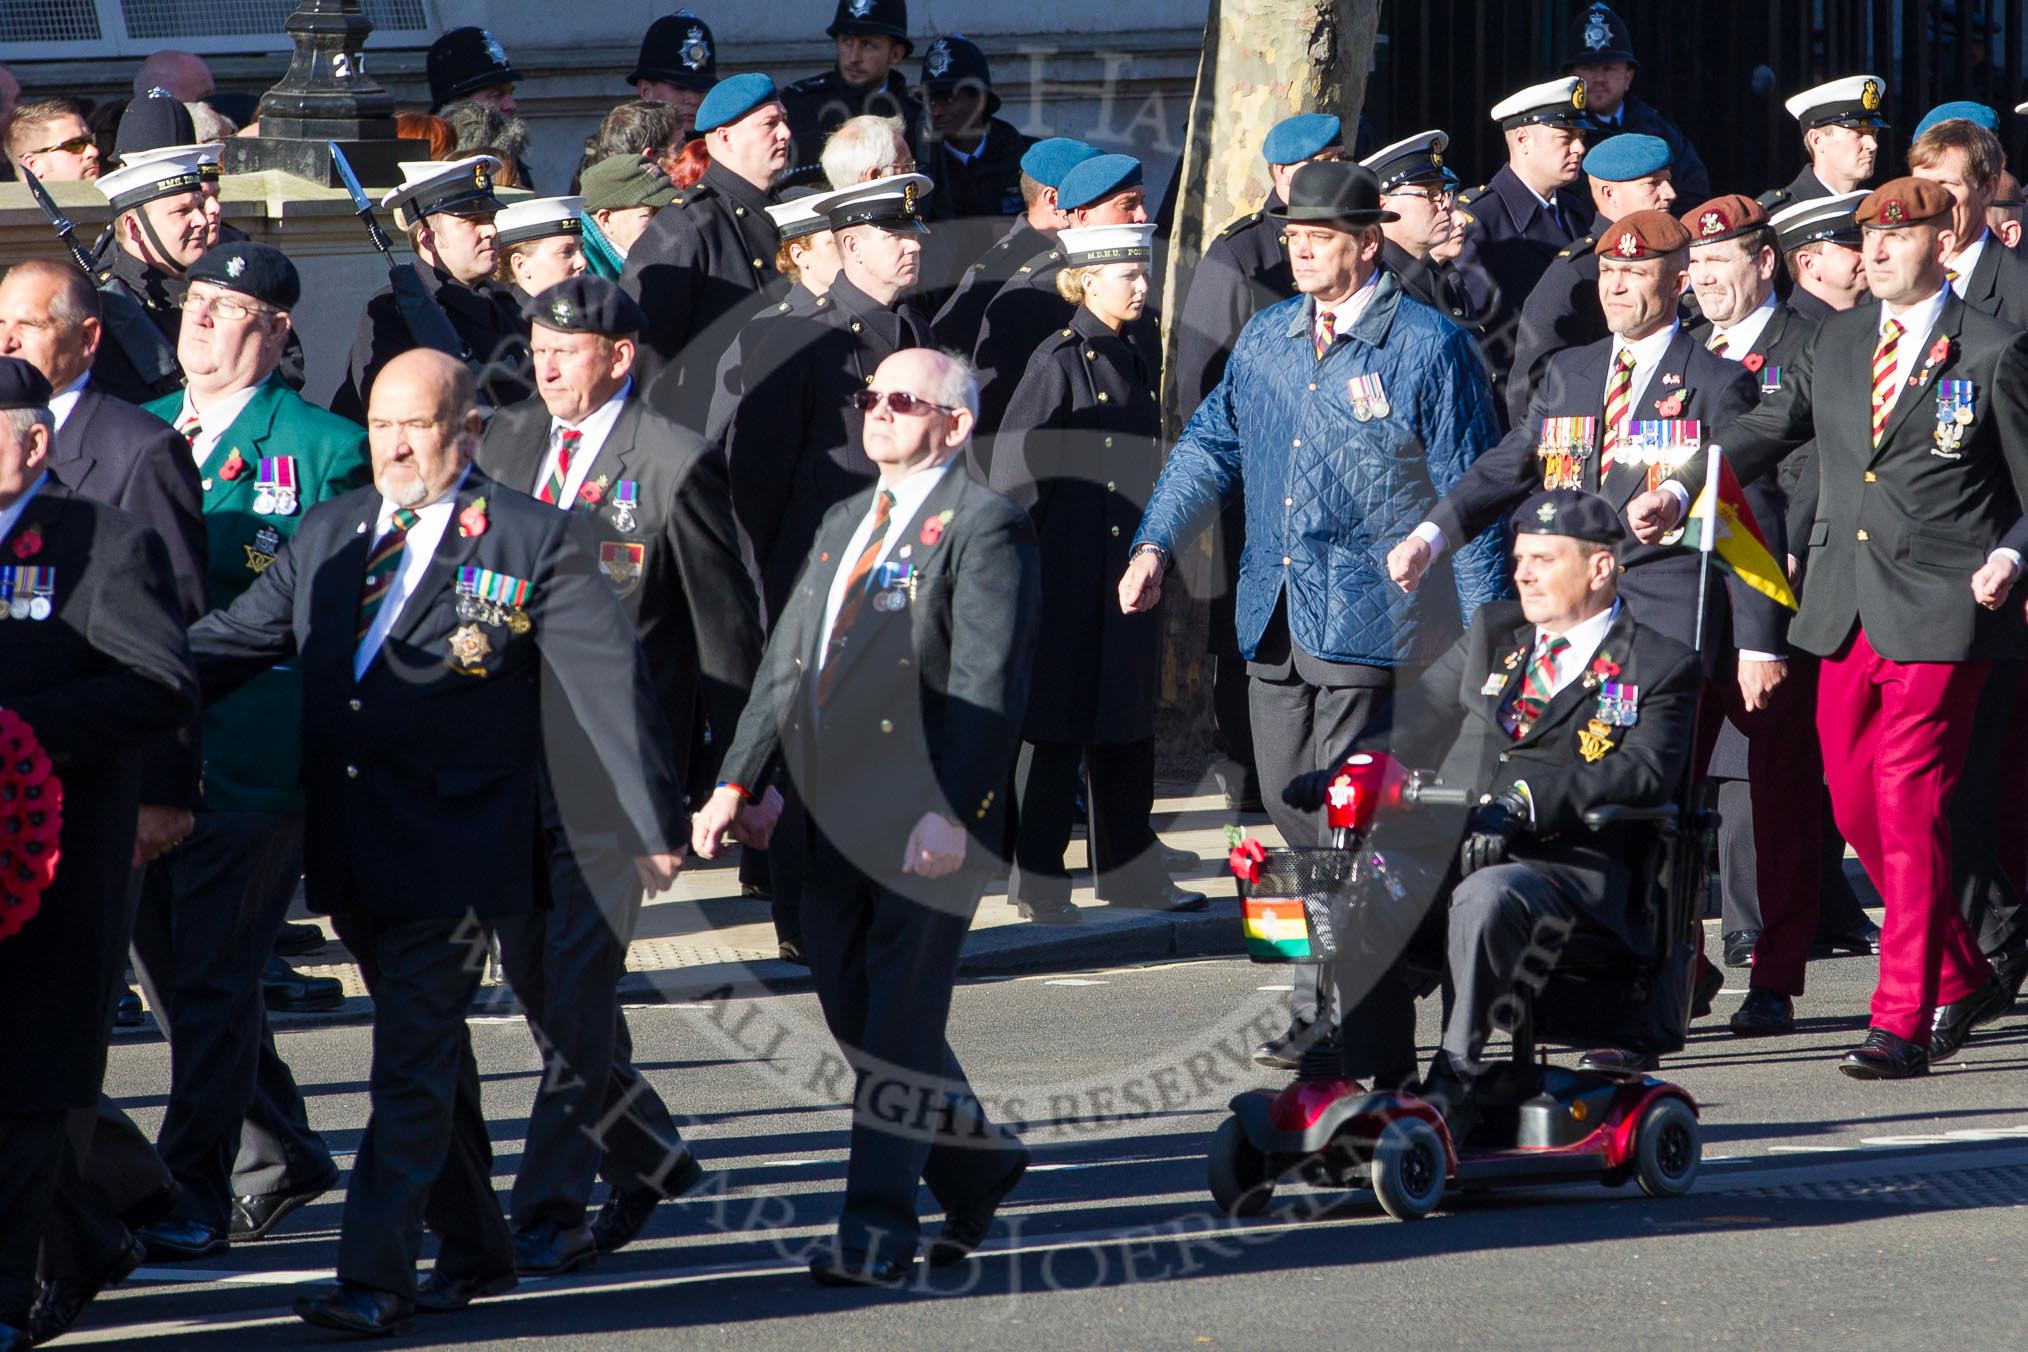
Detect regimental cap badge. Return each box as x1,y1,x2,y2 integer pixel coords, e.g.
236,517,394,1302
1883,198,1905,224
1431,150,1444,168
1572,82,1588,112
551,298,573,326
1862,78,1881,111
926,39,952,78
1616,230,1640,256
848,0,874,15
682,24,710,70
1537,502,1558,524
145,85,175,100
1699,209,1727,237
473,161,490,189
226,255,245,278
481,29,508,66
1584,5,1612,50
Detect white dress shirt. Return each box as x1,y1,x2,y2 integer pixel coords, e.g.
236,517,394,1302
1709,293,1777,356
1510,600,1621,821
0,471,48,545
353,468,470,679
1947,231,1988,299
530,378,631,505
176,382,265,468
46,373,88,433
1877,283,1950,398
1314,271,1381,349
817,460,953,670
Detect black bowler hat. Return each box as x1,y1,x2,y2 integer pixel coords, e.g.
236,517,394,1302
1562,3,1637,70
828,0,912,57
524,276,653,337
0,356,52,411
186,242,302,311
1512,489,1627,546
115,92,195,164
919,34,998,117
1267,161,1399,227
428,27,520,111
629,11,719,93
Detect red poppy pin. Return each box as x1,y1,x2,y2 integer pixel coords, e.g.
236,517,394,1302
1928,336,1952,366
219,449,248,481
579,476,607,506
1655,391,1686,419
919,517,943,547
10,523,42,560
458,496,489,539
1590,655,1620,678
1742,353,1765,374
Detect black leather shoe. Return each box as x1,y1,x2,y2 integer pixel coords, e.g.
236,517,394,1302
415,1268,517,1312
264,956,344,1013
137,1216,229,1261
1930,976,2014,1062
1015,898,1081,925
1813,919,1883,956
1722,929,1759,968
926,1150,1030,1267
809,1248,913,1288
230,1172,337,1241
513,1221,598,1277
1729,988,1795,1037
274,920,326,956
1991,944,2028,1003
114,985,146,1028
1252,1021,1317,1071
28,1234,144,1344
777,938,810,965
1102,886,1208,913
1840,1027,1929,1080
589,1151,704,1256
292,1282,414,1335
1691,959,1724,1019
741,881,773,900
1578,1047,1660,1075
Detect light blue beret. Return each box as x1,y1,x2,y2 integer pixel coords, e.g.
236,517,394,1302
1582,132,1672,181
1262,113,1343,165
695,72,778,134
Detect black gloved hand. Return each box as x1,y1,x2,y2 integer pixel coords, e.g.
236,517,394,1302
1283,768,1334,813
1458,788,1530,876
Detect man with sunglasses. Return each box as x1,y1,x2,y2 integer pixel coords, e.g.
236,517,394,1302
5,98,99,182
125,243,365,1265
696,346,1039,1286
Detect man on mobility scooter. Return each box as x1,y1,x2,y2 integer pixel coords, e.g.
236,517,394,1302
1224,487,1704,1218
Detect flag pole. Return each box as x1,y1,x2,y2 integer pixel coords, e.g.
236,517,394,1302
1691,445,1722,657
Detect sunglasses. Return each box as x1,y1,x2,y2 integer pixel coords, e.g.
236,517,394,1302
847,389,956,416
32,135,95,157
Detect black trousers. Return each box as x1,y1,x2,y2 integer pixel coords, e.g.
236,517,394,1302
767,788,811,946
1009,738,1167,905
0,1112,64,1325
1955,660,2028,958
496,829,689,1230
130,811,334,1230
330,912,513,1297
1439,863,1586,1075
1249,663,1392,1034
802,830,1025,1262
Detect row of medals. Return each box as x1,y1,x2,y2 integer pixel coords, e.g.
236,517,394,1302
457,591,532,634
0,581,53,622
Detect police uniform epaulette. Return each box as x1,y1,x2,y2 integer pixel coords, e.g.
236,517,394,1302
1557,234,1597,259
673,182,715,208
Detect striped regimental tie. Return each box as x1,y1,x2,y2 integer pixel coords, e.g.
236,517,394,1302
1506,634,1571,739
355,508,419,642
539,428,582,505
1599,348,1638,479
815,489,896,706
1870,318,1902,447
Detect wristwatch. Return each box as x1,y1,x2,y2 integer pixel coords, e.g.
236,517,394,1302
1129,541,1170,571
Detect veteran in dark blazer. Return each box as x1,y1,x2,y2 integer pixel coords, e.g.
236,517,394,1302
0,358,198,1348
476,278,762,1271
695,348,1039,1289
188,350,688,1336
1292,491,1699,1123
128,245,368,1262
991,223,1195,921
1907,116,2028,331
1629,178,2028,1079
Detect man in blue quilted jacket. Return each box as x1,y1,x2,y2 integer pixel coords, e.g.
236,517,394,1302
1121,160,1505,1068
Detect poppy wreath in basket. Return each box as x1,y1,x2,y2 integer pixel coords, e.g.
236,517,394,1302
0,709,62,945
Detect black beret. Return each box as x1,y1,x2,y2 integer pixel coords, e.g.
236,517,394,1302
523,276,651,336
185,242,302,311
1511,489,1627,545
0,356,53,411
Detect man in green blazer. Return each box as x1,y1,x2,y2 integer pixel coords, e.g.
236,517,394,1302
133,243,370,1259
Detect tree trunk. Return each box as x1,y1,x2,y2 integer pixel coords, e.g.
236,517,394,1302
1151,0,1383,776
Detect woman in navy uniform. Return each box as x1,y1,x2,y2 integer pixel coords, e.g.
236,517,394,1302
991,223,1199,922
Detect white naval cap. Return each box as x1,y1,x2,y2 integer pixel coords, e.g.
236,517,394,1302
1785,75,1889,130
380,155,506,229
765,185,840,240
494,195,585,247
1490,77,1588,130
1360,130,1454,191
823,171,934,232
96,148,211,213
1057,222,1155,266
1769,190,1869,252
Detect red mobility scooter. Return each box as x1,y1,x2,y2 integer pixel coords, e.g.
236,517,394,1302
1211,750,1707,1221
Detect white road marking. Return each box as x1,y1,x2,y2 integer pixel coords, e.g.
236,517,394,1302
1042,978,1110,986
